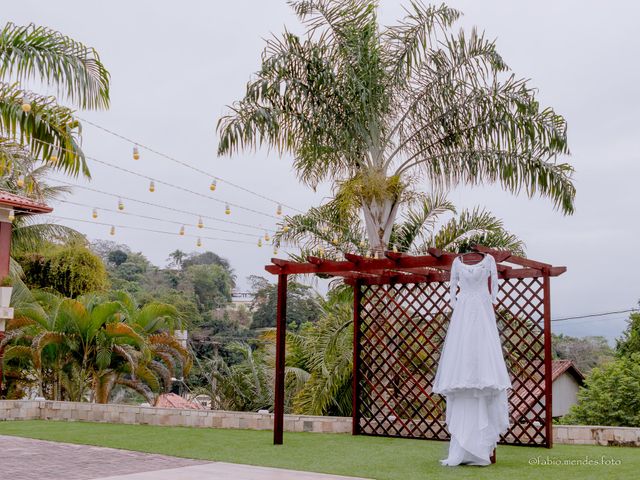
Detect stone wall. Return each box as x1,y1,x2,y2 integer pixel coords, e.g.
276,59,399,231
1,400,638,446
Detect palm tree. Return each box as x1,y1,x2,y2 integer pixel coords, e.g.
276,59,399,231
0,22,110,177
274,190,525,260
218,1,575,253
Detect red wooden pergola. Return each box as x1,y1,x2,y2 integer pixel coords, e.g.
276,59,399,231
265,245,566,449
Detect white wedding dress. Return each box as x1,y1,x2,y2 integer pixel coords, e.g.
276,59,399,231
432,253,512,466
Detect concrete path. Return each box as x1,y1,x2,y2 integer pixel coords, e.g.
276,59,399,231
1,435,370,480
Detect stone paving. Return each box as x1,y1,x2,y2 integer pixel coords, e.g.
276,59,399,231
1,435,370,480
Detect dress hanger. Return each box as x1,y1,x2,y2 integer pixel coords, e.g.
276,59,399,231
459,251,486,265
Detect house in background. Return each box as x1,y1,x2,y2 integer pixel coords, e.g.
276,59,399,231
550,359,585,417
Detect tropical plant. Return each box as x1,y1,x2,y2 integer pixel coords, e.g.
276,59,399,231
0,21,110,177
0,288,191,404
218,0,575,253
274,190,525,259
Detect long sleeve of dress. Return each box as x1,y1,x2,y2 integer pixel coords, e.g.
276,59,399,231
449,257,459,309
489,255,499,305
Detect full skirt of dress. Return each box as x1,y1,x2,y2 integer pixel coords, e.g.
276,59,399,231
432,291,512,466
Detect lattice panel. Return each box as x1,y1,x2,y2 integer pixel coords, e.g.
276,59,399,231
355,277,549,446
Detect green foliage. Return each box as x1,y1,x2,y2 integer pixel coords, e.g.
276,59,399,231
185,264,234,312
616,311,640,358
552,333,615,374
249,276,322,330
0,21,111,177
18,241,108,298
561,353,640,427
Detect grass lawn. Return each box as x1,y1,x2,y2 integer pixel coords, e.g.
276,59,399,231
0,420,636,480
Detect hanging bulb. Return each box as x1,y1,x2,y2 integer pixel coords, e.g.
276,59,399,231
197,216,204,229
257,237,263,247
283,224,290,233
17,174,25,188
318,246,325,256
118,198,124,211
92,208,98,219
49,154,58,165
110,225,116,236
209,179,217,191
359,240,366,248
21,96,31,113
179,225,185,236
8,209,15,222
276,204,282,216
392,245,398,253
225,203,231,215
197,237,202,247
149,180,155,192
133,145,140,160
264,231,270,242
332,237,339,245
273,246,278,255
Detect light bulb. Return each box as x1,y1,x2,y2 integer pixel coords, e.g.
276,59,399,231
276,204,282,215
21,97,31,113
49,154,58,164
264,232,270,242
92,208,98,219
149,180,155,192
283,225,290,233
210,179,217,191
225,204,231,215
133,145,140,160
359,240,366,248
17,175,25,188
318,246,324,256
257,238,263,247
197,216,204,229
197,237,202,247
110,226,115,236
392,245,398,253
273,247,278,255
118,198,124,211
8,209,15,222
179,225,185,236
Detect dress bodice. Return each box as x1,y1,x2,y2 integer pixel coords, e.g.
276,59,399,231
449,254,499,307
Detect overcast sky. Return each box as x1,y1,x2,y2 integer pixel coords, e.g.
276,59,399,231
5,1,640,342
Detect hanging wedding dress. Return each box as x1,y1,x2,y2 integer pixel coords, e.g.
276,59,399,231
432,253,512,466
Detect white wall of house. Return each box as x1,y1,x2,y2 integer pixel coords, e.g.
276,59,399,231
552,373,581,417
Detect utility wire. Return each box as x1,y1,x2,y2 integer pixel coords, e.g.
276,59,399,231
551,308,638,323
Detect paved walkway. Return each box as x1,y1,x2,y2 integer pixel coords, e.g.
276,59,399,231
1,435,369,480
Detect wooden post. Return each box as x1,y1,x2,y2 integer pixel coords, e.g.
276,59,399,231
543,274,553,448
273,274,287,445
352,280,362,435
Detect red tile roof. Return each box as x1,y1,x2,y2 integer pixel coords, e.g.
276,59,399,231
155,393,206,410
0,190,52,214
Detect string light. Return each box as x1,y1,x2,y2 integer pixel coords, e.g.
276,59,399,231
51,180,267,233
149,180,155,192
8,209,15,222
210,179,217,191
17,174,25,188
197,217,204,229
110,225,116,235
118,198,125,211
225,203,231,215
257,238,263,247
276,204,282,215
197,237,202,247
179,225,185,236
133,145,140,160
49,154,58,165
264,231,270,242
21,96,31,113
273,247,278,255
92,208,98,219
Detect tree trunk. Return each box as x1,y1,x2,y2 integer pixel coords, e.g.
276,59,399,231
362,198,400,256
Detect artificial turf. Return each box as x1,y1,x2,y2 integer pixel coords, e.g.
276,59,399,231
0,420,636,479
